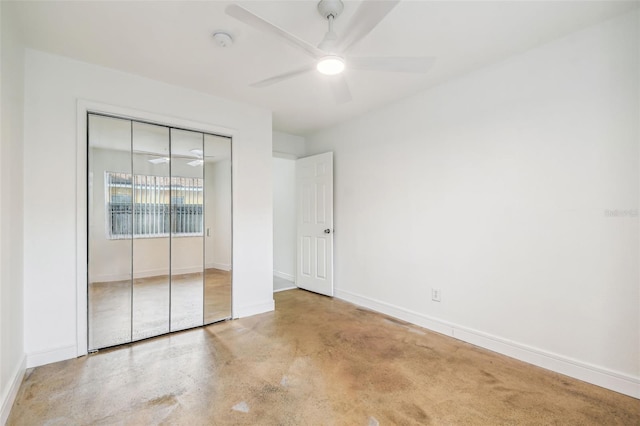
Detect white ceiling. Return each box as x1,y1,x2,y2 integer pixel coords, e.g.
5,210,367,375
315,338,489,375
89,113,232,160
9,0,638,135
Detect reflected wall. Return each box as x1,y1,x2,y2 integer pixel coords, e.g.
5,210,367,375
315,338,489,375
88,115,132,350
87,113,232,350
204,133,232,323
132,121,171,341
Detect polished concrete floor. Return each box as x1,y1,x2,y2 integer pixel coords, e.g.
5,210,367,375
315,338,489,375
8,289,640,425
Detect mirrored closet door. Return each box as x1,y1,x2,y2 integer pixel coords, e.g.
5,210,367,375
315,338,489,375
88,113,232,351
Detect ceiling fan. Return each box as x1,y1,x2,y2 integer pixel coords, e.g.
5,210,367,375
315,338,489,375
226,0,435,103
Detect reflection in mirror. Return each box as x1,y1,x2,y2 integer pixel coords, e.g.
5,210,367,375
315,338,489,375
88,114,133,350
88,114,232,349
131,122,171,340
170,128,205,331
204,134,232,323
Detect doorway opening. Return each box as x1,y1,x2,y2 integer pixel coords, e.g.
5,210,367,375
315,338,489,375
272,152,334,297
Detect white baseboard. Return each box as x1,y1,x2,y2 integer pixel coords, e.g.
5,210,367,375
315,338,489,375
92,266,212,282
452,327,640,398
92,272,130,282
274,286,297,293
1,354,26,425
273,270,296,293
26,345,77,369
234,299,275,318
207,262,232,272
335,288,640,399
273,270,295,282
336,289,455,336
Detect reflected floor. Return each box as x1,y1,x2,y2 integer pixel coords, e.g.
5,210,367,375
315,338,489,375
89,268,231,349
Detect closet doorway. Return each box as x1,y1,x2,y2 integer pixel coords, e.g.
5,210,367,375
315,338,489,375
87,113,232,351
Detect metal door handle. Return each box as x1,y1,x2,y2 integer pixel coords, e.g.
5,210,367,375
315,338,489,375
324,229,331,234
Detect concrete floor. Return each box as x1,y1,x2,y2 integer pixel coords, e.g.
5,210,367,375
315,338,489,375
8,289,640,425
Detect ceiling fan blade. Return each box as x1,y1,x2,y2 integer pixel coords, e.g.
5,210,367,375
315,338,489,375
250,65,316,88
348,56,436,73
328,74,352,104
226,4,324,59
337,0,401,53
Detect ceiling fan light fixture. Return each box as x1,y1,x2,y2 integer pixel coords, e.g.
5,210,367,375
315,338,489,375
148,157,170,164
317,55,345,75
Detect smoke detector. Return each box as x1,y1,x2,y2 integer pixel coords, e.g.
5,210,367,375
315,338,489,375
213,32,234,48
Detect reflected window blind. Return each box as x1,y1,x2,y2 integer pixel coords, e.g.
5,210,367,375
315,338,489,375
105,171,203,239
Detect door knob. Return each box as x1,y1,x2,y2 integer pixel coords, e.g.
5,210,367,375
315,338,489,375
324,229,331,234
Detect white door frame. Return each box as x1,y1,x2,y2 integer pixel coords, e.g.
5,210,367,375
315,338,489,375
75,99,236,356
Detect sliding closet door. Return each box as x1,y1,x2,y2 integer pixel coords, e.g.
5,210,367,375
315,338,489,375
88,114,232,350
170,129,205,331
204,134,233,323
131,122,171,340
88,114,133,350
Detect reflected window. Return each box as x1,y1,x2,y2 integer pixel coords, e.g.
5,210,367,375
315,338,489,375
105,171,203,238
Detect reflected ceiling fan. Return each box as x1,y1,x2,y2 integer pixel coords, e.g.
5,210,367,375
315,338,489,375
226,0,435,103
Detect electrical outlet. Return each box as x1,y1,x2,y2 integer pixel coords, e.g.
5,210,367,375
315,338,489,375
431,288,441,302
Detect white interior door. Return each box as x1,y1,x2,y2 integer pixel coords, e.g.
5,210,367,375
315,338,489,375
296,152,334,296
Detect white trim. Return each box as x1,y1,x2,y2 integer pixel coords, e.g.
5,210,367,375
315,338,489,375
273,270,296,293
93,272,159,282
234,299,274,318
335,288,640,399
273,270,295,282
452,328,640,399
76,99,239,358
272,151,299,160
335,289,454,336
79,99,237,137
91,266,207,283
207,262,232,272
76,105,88,357
166,266,210,276
26,345,77,369
0,355,26,425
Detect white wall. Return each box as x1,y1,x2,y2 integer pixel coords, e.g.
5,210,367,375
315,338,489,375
88,147,207,281
306,11,639,397
23,49,273,367
0,3,26,422
273,132,307,281
272,130,305,285
273,131,306,158
273,157,297,282
206,158,232,271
